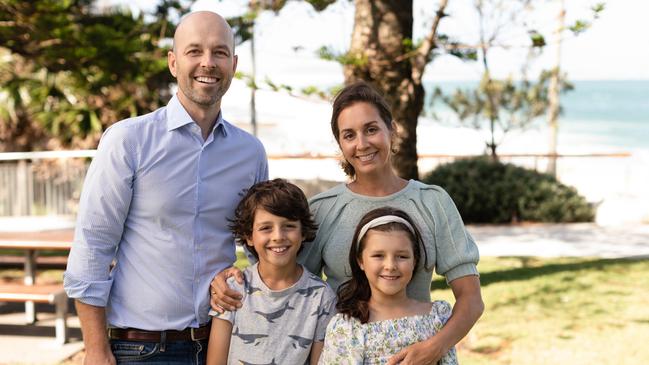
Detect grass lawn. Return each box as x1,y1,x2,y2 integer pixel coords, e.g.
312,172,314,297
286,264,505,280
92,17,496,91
432,257,649,365
232,253,649,364
3,253,646,364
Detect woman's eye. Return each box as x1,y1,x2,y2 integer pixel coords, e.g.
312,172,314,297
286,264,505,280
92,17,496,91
367,127,378,134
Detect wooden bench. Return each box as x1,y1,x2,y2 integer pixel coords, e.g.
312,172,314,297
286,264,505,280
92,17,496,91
0,283,68,344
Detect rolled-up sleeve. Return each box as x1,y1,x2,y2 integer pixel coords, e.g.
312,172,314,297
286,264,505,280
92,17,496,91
428,187,480,283
63,125,136,306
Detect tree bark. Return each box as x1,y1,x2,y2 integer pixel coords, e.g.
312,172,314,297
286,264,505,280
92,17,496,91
343,0,424,179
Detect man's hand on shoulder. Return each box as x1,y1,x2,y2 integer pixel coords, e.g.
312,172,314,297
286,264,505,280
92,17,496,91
210,266,244,313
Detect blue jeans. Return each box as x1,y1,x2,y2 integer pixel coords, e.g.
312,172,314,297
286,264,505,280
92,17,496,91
110,339,208,365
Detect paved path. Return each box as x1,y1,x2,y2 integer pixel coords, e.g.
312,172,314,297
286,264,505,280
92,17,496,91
469,223,649,258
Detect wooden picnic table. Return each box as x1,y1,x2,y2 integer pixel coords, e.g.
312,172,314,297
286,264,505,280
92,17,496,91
0,239,71,324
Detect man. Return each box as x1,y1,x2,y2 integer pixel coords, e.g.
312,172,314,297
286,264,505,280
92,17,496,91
64,11,268,365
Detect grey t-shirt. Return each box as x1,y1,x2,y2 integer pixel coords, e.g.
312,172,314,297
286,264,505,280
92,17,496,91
210,263,337,365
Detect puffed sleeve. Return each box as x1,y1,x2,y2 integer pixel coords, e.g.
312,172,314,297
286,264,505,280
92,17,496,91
423,185,480,283
318,314,364,365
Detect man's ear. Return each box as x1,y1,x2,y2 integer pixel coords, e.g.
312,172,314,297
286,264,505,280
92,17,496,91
168,51,177,78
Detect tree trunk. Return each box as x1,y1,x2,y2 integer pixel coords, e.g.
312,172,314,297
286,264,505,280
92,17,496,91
547,0,565,177
343,0,423,179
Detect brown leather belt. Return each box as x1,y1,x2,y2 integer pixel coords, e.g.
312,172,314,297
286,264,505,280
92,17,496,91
108,324,210,342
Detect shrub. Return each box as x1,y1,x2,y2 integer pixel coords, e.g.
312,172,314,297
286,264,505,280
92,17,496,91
422,157,595,224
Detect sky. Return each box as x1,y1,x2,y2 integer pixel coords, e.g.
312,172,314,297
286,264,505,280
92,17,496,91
108,0,649,86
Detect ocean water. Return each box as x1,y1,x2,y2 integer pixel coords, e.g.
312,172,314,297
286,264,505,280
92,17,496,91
424,80,649,151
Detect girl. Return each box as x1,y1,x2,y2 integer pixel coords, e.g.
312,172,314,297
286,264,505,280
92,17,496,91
319,207,458,365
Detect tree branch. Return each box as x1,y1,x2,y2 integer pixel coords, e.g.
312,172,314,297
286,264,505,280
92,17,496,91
411,0,449,83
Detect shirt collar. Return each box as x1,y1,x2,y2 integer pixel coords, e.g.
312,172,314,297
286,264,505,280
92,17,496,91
166,94,228,137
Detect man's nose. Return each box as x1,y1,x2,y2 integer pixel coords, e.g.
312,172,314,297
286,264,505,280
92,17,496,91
200,52,216,68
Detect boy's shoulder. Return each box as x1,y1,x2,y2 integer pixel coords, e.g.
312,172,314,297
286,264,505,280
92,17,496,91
300,267,336,301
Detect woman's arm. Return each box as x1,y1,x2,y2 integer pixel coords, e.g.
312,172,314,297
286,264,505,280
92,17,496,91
387,275,483,365
206,319,233,365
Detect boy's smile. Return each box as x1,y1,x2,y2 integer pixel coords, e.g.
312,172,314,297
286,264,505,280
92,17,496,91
246,208,304,269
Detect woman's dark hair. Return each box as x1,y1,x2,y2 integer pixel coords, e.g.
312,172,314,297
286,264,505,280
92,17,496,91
330,81,394,178
335,207,429,323
228,178,317,259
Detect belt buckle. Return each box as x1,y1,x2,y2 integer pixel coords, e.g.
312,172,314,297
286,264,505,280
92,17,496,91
190,327,199,341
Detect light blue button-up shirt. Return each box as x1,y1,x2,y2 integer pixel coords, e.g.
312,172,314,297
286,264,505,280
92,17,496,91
64,95,268,330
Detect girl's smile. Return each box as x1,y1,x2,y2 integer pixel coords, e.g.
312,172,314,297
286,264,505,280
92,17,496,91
358,229,415,300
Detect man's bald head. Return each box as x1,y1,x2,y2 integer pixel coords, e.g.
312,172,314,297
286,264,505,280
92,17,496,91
172,11,235,54
167,10,238,112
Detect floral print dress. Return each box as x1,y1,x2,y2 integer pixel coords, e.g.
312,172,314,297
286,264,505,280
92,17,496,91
318,300,458,365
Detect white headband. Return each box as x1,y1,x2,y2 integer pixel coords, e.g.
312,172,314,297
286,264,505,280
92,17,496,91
357,215,416,244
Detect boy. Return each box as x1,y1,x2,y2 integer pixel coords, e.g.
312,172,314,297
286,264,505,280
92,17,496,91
206,179,336,365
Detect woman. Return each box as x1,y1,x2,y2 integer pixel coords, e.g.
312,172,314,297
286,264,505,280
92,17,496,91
213,82,483,364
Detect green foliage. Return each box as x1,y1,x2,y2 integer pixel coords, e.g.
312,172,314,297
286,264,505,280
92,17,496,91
0,0,185,151
422,157,595,223
434,70,573,157
317,45,367,67
528,30,546,47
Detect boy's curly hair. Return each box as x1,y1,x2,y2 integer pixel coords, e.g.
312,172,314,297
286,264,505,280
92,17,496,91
229,179,318,259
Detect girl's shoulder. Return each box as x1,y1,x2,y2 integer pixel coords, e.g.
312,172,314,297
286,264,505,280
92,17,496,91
327,312,362,332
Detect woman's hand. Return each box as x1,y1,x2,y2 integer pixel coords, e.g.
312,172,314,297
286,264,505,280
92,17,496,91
210,267,244,313
386,336,444,365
